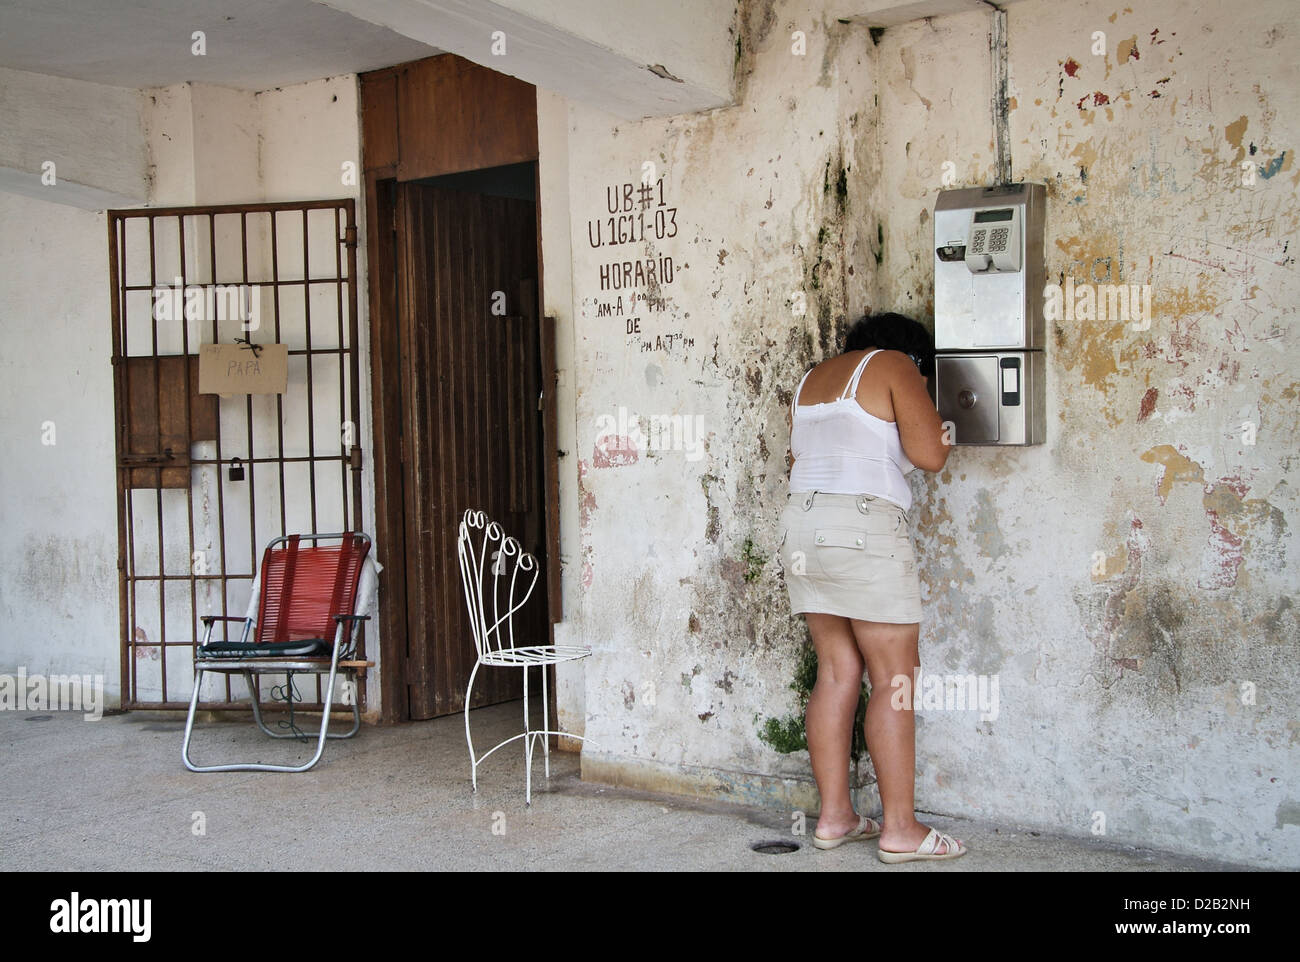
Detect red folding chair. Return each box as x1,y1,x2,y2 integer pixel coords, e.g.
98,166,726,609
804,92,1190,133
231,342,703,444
182,532,374,772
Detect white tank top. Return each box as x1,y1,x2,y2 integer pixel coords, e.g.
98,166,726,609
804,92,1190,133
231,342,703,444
789,349,916,510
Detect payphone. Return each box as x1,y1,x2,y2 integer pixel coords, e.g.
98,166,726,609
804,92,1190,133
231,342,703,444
932,183,1046,444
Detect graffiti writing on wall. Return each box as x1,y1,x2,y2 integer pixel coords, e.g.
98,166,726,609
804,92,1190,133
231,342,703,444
586,177,692,354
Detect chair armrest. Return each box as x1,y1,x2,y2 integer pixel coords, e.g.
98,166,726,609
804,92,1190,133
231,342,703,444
200,615,253,646
331,614,370,659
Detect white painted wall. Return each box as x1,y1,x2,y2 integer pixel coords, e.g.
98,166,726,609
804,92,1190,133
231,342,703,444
537,86,590,744
0,66,148,207
0,193,122,691
0,71,148,705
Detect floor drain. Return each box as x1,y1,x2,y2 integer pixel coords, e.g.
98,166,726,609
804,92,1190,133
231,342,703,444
751,840,799,855
24,715,53,722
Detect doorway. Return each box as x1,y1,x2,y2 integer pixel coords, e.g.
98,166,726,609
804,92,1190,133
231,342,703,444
396,168,548,718
360,54,560,723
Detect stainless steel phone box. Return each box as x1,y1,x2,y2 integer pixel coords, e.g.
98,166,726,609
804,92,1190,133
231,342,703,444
932,183,1047,445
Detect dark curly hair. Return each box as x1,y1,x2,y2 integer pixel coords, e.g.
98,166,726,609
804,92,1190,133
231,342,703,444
844,312,935,379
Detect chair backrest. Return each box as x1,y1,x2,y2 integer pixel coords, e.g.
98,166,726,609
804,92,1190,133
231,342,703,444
252,533,372,645
457,510,539,660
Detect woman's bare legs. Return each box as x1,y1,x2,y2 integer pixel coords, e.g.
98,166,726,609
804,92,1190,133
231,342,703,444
804,612,867,838
849,618,961,855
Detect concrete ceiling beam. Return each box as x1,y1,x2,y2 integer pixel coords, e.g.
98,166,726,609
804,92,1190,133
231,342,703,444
318,0,737,120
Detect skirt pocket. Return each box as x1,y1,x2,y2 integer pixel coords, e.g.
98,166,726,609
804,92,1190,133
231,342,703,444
810,526,873,580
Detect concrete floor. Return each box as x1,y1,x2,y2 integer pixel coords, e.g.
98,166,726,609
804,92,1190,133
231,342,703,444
1,702,1254,872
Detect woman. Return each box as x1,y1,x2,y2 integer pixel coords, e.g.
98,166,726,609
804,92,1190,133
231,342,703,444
779,312,966,863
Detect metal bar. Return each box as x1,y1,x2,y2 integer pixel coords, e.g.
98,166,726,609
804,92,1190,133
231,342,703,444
150,700,341,712
149,214,168,704
118,278,348,292
108,343,355,358
122,576,253,585
180,213,200,685
108,213,131,710
335,207,347,532
190,455,351,466
240,211,256,701
303,207,318,536
271,211,287,538
344,201,362,540
340,202,365,701
112,199,351,219
209,213,231,653
301,207,320,706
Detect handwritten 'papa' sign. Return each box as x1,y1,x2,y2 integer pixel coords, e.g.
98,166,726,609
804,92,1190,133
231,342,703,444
198,343,288,396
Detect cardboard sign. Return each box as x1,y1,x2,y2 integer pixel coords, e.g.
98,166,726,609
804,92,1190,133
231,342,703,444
199,343,288,396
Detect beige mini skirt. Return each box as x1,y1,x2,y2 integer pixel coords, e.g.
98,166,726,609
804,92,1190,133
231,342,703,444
778,490,923,624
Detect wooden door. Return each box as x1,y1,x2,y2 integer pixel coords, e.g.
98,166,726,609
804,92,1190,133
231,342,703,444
396,181,548,719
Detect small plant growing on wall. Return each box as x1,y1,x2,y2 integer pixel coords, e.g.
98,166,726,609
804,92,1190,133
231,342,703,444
758,640,871,767
740,537,768,583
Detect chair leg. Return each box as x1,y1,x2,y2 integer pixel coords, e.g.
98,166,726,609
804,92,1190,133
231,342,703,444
183,656,343,773
542,664,551,779
464,660,481,793
336,689,361,739
180,667,206,773
462,662,596,803
300,666,337,770
523,664,532,806
247,671,275,736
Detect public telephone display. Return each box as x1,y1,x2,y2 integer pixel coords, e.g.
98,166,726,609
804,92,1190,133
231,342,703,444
965,206,1021,273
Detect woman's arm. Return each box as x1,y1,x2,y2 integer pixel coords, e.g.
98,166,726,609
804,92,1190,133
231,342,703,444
881,350,950,472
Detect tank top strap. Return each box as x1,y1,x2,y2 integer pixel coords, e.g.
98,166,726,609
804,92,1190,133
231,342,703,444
791,368,814,418
840,349,883,400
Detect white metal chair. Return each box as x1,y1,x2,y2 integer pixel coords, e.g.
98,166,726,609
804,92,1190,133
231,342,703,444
457,509,595,804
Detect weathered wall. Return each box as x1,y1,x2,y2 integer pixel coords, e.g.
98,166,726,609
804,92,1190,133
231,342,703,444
0,72,146,700
875,0,1297,867
568,0,884,809
563,0,1299,866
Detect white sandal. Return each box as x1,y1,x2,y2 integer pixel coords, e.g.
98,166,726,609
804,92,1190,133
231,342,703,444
812,815,882,850
878,827,967,863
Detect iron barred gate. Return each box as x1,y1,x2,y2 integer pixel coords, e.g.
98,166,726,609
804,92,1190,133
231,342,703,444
107,200,364,710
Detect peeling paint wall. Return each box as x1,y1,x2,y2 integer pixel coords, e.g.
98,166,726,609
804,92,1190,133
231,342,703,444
565,0,884,807
559,0,1298,866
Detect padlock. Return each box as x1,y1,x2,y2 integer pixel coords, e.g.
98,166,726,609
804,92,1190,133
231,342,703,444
228,457,245,482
